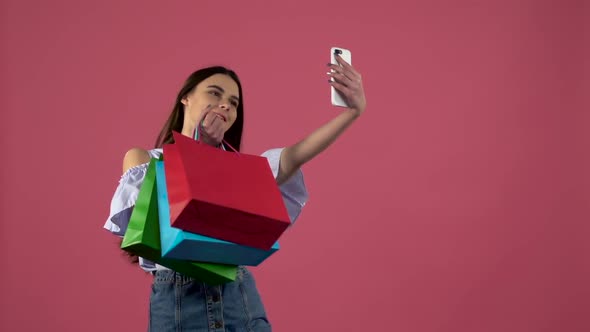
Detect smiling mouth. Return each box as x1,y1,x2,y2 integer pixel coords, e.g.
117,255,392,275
213,113,227,122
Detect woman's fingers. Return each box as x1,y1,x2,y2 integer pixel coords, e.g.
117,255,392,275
326,56,366,114
335,54,361,78
328,64,355,83
329,80,352,98
200,111,225,144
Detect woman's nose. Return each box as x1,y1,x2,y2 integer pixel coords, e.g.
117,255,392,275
219,103,230,111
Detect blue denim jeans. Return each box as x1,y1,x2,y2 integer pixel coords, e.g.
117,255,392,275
148,266,272,332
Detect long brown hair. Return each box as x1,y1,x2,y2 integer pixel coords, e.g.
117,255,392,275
120,66,245,265
154,66,244,150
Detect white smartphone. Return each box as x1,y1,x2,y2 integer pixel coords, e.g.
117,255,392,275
330,46,352,107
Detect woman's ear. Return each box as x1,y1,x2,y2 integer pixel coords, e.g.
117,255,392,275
181,97,188,106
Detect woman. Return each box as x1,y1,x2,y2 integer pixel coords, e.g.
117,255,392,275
105,54,366,331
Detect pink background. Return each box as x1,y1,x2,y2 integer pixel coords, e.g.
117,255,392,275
1,0,588,331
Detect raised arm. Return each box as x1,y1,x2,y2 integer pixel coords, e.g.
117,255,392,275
276,54,367,185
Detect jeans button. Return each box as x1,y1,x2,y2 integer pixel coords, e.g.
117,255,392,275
212,295,220,302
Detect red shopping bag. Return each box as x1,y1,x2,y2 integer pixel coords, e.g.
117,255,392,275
163,131,291,250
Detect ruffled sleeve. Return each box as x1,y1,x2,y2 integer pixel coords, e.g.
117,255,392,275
260,148,309,224
104,162,159,272
103,163,149,236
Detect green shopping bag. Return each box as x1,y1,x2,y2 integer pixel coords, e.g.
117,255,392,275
121,158,237,285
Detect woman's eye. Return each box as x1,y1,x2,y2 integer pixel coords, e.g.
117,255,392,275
209,91,221,97
231,101,238,107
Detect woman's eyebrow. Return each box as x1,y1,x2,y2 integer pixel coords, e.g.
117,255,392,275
207,85,240,102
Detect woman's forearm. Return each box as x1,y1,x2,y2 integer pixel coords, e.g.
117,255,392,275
276,110,359,185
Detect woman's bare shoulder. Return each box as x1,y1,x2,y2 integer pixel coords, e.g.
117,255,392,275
122,148,151,174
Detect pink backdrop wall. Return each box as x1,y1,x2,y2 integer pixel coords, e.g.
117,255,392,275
1,0,588,331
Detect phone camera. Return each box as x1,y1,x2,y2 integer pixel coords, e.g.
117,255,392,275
335,49,342,55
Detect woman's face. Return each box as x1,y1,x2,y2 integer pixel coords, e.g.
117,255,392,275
181,73,240,134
